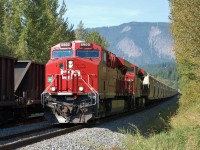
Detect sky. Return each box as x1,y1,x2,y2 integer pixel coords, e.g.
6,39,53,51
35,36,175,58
61,0,170,28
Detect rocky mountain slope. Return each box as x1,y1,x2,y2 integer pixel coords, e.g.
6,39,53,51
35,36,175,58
88,22,174,66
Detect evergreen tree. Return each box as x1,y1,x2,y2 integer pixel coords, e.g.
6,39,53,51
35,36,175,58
0,0,4,31
24,0,75,62
1,0,25,57
75,20,86,41
85,31,109,49
74,20,109,49
0,0,7,55
0,35,10,56
0,0,75,62
169,0,200,105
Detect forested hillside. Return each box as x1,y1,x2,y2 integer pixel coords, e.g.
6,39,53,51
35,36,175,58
141,62,178,88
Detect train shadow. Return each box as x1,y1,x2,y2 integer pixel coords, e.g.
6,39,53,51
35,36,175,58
96,95,179,137
139,96,180,137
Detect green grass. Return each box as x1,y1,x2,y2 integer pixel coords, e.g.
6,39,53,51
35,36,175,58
122,127,200,150
140,101,178,136
120,96,200,150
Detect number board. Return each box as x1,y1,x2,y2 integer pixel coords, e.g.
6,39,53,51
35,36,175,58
80,42,91,47
60,42,71,48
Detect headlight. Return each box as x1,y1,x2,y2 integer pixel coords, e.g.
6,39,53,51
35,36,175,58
79,86,84,92
51,86,57,92
68,60,73,68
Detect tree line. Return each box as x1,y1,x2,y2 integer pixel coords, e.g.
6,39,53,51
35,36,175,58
141,62,179,89
0,0,75,62
169,0,200,106
0,0,109,63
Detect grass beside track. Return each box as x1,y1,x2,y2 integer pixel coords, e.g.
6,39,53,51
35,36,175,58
120,97,200,150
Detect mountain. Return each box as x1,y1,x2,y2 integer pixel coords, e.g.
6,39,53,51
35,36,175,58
88,22,174,66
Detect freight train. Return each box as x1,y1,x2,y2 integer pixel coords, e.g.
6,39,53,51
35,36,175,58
0,55,45,124
41,41,178,124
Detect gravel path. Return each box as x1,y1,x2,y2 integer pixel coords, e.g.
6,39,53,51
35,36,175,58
16,96,178,150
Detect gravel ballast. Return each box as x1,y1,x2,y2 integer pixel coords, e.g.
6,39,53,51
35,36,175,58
16,96,178,150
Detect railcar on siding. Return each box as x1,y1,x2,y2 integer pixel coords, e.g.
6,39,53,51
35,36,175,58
0,56,16,123
0,55,45,124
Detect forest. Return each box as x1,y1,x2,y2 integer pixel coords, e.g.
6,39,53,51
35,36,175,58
0,0,75,62
141,62,179,89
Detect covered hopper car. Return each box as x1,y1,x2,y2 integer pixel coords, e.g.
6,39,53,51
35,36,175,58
42,41,178,124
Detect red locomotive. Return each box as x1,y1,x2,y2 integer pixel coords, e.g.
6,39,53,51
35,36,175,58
42,41,177,123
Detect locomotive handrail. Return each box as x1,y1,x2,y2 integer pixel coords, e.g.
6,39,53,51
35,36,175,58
78,74,99,107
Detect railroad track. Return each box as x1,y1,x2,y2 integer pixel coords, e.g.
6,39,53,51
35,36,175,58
0,123,84,150
0,123,54,141
0,97,175,149
0,115,45,129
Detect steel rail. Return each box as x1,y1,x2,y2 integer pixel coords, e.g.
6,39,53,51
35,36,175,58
0,124,54,141
0,124,85,150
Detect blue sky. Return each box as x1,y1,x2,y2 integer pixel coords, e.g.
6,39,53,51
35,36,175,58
61,0,170,28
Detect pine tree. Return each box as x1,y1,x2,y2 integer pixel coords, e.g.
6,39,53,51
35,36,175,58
0,0,6,55
1,0,25,57
75,21,109,49
24,0,75,62
85,31,109,49
0,0,4,31
75,20,86,41
0,0,75,61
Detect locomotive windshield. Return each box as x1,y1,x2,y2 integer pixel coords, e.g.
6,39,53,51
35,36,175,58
76,49,99,58
52,49,73,58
